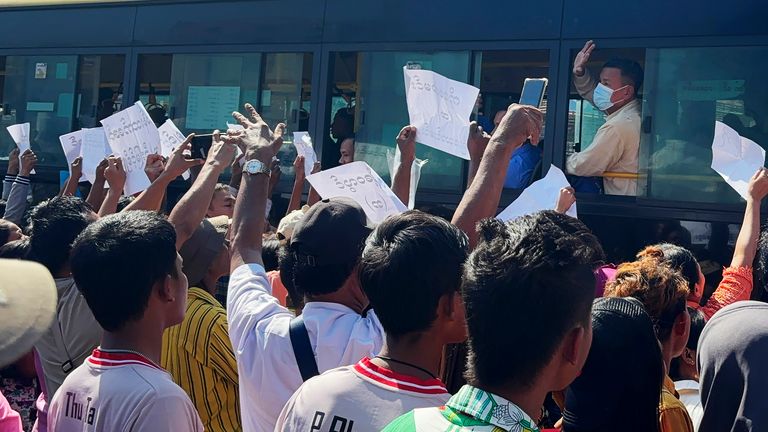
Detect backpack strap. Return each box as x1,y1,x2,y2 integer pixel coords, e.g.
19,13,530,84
289,315,320,382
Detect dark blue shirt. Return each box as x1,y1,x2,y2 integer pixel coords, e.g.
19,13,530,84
504,142,541,189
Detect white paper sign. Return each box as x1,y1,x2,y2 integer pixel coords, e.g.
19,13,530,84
100,101,160,195
497,165,576,222
292,132,318,177
59,130,83,175
403,67,479,160
6,123,34,174
226,123,245,132
711,121,766,201
157,119,186,158
307,161,407,224
80,128,112,184
386,147,428,210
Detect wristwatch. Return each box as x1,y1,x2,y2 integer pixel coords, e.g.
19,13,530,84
243,159,271,176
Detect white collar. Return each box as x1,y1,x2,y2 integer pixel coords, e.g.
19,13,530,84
674,379,700,392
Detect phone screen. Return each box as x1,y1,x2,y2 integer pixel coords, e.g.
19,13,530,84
519,78,548,108
190,134,213,159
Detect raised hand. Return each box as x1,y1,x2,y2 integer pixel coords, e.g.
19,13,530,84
208,130,238,171
311,161,321,174
491,104,544,150
95,158,109,183
19,149,37,176
226,103,286,163
7,148,19,175
396,125,417,162
293,155,306,179
556,186,576,214
748,167,768,202
165,134,205,179
70,156,83,181
573,40,596,77
104,156,127,192
144,153,166,182
467,121,491,162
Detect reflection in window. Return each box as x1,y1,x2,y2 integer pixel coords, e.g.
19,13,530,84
642,46,768,204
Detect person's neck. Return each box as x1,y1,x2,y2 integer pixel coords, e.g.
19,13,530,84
306,278,367,314
100,320,164,365
477,382,544,423
605,97,636,116
201,273,221,297
373,334,443,380
661,343,675,377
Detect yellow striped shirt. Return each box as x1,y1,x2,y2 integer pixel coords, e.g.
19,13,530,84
162,287,241,432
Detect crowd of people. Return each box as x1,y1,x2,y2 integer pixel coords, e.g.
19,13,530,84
1,95,767,432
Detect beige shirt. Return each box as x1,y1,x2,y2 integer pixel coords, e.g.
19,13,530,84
567,72,641,196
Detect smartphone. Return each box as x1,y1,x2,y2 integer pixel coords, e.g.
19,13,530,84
190,134,214,159
519,78,548,108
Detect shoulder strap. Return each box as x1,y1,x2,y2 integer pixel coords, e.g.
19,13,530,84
289,315,319,382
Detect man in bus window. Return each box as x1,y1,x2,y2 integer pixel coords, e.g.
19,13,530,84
566,40,643,196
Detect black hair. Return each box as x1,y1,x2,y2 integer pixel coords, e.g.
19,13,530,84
262,238,280,272
669,307,706,381
277,244,303,309
70,211,179,332
0,219,13,246
754,229,768,295
602,59,644,93
359,211,469,337
0,237,30,260
28,196,94,275
290,245,358,297
116,195,135,213
638,243,699,295
462,211,598,389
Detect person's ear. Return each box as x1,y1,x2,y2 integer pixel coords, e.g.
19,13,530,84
562,326,587,366
683,347,696,366
158,274,175,303
610,85,633,103
675,310,691,337
437,292,456,320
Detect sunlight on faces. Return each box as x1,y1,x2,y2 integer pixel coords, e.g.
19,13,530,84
208,189,235,218
339,138,355,165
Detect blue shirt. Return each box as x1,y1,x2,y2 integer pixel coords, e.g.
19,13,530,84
504,142,541,189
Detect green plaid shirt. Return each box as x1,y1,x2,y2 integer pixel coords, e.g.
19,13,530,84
383,385,540,432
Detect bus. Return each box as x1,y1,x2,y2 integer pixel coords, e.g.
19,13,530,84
0,0,766,286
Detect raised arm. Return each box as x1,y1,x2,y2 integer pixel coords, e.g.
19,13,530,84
3,149,35,225
732,168,768,268
391,125,416,206
99,157,126,217
467,121,491,188
59,156,82,197
169,131,236,250
85,158,109,210
124,139,204,212
573,40,598,103
555,187,577,214
286,155,306,215
3,148,19,200
307,161,322,206
229,104,286,271
452,104,543,248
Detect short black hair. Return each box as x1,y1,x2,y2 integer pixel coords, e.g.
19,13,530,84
359,211,469,337
262,238,280,272
754,229,768,296
638,243,699,295
278,244,303,308
290,246,358,296
116,195,135,213
602,58,644,93
0,237,30,260
462,211,598,389
670,307,706,381
28,196,94,275
70,211,178,332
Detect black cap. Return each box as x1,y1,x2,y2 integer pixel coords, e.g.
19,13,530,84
290,197,374,267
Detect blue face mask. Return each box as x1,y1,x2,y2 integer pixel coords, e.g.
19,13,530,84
592,83,615,111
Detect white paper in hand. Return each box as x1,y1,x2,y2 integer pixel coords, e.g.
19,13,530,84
307,161,407,224
403,67,479,160
6,123,34,174
100,102,160,195
386,147,428,210
292,132,318,177
226,123,245,132
711,121,766,201
157,119,186,158
80,128,112,185
59,130,83,174
497,165,576,222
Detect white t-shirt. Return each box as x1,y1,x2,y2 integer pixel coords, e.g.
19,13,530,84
48,348,203,432
227,264,385,432
276,357,451,432
675,379,703,432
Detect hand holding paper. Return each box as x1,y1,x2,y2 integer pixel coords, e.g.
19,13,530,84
307,161,407,223
403,67,479,160
59,130,83,173
7,123,34,174
711,121,766,201
157,119,186,158
292,132,318,177
497,165,577,222
19,149,38,177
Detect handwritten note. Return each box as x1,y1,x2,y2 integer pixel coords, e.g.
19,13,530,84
157,119,186,158
403,67,479,160
100,101,160,195
711,121,766,201
497,165,576,222
386,147,428,210
292,132,318,177
186,86,240,130
59,130,83,175
307,161,407,224
79,128,111,184
6,123,34,174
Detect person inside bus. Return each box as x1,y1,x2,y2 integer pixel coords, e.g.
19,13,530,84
566,40,643,196
331,107,356,165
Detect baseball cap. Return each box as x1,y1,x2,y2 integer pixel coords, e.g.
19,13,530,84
0,259,57,367
277,205,309,242
290,197,374,267
179,216,230,287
